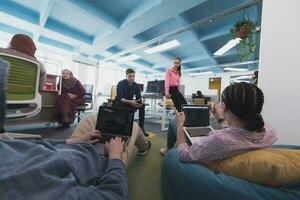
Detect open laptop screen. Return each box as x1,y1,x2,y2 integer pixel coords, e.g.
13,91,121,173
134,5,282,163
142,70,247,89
96,106,134,137
182,105,210,127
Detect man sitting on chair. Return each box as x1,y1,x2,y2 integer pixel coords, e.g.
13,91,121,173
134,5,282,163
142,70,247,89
114,68,149,137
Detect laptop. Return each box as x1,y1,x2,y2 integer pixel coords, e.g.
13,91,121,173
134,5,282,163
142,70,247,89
182,105,214,144
94,106,134,154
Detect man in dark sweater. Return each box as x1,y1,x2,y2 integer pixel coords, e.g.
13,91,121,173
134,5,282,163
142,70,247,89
115,68,149,137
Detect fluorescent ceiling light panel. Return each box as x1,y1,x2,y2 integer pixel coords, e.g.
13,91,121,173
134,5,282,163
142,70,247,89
224,67,249,71
144,40,180,54
213,38,241,56
232,75,253,80
232,80,250,83
189,71,213,76
115,54,140,63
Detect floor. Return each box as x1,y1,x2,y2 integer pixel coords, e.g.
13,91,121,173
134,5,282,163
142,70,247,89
6,116,168,200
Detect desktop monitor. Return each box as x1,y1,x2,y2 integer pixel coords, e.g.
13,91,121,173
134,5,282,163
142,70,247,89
157,80,165,94
137,84,144,92
146,80,165,94
146,81,157,93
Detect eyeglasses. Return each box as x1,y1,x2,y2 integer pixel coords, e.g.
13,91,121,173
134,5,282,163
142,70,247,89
174,62,180,64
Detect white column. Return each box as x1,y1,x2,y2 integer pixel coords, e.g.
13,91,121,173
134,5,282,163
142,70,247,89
258,0,300,145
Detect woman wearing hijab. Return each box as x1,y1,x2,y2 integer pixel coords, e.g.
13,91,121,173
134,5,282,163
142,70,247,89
0,34,47,91
56,69,85,129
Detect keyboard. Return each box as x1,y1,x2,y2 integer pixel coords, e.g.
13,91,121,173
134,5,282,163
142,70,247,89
186,127,212,137
100,134,129,143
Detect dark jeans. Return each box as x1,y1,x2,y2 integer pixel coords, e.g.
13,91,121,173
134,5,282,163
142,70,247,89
167,119,178,149
116,102,145,128
167,118,191,149
169,86,187,112
0,60,9,131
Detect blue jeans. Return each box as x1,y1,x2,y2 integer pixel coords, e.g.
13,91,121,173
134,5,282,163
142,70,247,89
0,59,9,129
167,119,191,149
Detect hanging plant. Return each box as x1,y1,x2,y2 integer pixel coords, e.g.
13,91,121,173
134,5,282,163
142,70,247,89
230,19,256,61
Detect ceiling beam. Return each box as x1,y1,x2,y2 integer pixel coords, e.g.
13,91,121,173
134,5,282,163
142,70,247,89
92,0,207,55
56,0,118,30
34,0,54,42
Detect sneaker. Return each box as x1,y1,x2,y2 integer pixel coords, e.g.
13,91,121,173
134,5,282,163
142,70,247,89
137,141,151,156
159,148,167,156
141,127,149,137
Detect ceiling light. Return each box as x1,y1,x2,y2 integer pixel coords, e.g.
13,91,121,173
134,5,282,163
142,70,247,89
189,71,213,76
232,75,253,80
224,67,249,71
144,40,180,54
232,80,250,83
213,38,241,56
115,54,140,63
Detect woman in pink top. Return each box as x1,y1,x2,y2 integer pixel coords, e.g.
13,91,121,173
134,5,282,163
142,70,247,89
165,57,187,112
160,82,278,162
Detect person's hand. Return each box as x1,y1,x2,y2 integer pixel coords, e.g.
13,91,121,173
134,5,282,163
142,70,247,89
211,102,224,121
129,100,141,108
136,99,143,104
67,130,102,144
106,137,125,160
175,109,185,128
166,94,171,98
67,93,77,99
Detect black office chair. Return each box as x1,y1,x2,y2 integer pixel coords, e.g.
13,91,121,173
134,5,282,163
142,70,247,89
76,84,93,122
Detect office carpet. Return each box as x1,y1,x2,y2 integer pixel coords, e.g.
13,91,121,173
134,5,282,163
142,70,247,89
6,119,168,200
127,122,166,200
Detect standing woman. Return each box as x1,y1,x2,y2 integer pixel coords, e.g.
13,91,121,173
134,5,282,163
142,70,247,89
165,57,187,112
56,69,85,129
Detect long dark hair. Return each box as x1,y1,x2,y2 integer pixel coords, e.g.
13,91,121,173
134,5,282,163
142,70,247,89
221,82,265,132
174,57,181,77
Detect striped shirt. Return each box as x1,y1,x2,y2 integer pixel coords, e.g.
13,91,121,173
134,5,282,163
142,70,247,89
177,124,278,163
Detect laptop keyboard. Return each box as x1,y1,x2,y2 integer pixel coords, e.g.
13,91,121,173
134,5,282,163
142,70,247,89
186,127,212,137
100,134,129,143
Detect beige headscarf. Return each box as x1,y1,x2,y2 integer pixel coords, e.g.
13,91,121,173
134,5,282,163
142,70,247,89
62,69,77,90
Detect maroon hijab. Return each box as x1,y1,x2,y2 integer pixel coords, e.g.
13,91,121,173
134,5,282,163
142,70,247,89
8,34,36,58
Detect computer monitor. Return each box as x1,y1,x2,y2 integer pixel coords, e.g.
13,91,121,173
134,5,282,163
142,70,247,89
146,80,165,94
137,84,144,92
157,80,165,94
146,81,156,93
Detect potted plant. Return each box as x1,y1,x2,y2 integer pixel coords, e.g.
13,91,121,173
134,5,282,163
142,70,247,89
230,20,256,61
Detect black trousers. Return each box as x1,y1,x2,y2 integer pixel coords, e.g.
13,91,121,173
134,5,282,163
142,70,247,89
116,102,145,128
169,86,187,112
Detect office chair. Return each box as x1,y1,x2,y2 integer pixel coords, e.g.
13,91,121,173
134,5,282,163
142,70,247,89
76,84,94,122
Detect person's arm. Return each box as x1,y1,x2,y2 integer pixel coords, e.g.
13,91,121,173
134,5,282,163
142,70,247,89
177,133,226,163
165,69,171,97
135,83,142,101
75,80,86,98
211,102,228,127
62,137,127,200
62,159,127,200
175,110,186,145
31,139,66,146
116,82,129,104
116,82,138,107
31,131,101,146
